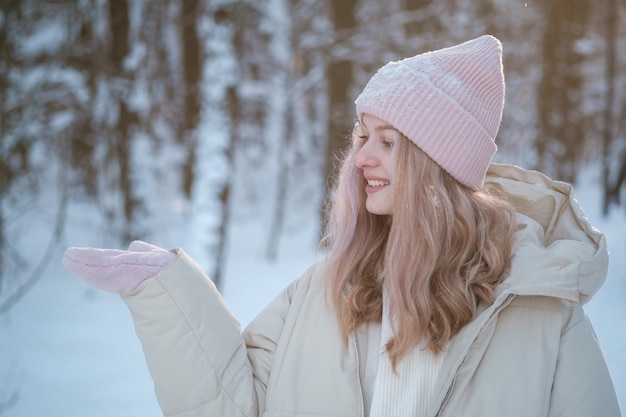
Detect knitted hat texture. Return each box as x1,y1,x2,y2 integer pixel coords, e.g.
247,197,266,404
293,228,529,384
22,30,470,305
355,35,505,189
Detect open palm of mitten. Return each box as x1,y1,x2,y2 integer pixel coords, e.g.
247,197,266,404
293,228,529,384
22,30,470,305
63,240,175,294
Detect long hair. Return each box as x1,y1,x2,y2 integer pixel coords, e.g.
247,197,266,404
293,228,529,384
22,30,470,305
323,126,517,369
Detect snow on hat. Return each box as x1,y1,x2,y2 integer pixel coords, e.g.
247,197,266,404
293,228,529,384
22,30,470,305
355,35,505,189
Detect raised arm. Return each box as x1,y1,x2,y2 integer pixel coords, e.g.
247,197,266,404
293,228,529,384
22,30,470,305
63,242,295,417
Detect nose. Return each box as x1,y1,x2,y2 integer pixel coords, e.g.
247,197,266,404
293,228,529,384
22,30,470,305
354,140,377,169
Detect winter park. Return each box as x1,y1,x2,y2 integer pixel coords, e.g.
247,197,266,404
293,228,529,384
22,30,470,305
1,1,626,416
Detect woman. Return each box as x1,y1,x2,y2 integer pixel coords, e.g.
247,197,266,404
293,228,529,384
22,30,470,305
64,35,622,417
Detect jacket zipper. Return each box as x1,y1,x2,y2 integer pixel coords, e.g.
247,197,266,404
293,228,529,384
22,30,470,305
434,293,515,417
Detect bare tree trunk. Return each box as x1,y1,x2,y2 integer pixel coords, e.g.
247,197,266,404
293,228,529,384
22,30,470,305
265,103,293,260
602,0,618,214
536,0,590,183
181,0,201,198
116,101,140,242
265,0,292,260
0,62,6,294
108,0,140,242
193,1,238,290
214,86,238,284
321,0,358,236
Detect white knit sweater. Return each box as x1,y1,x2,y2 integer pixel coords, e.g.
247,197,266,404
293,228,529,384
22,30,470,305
355,294,446,417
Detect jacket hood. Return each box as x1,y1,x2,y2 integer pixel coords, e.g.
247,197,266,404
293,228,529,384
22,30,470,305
485,163,608,306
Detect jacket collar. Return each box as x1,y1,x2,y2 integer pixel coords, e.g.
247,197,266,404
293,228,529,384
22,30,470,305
486,163,608,305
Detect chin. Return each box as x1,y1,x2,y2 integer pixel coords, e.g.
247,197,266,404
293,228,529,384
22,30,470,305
365,192,393,215
366,205,392,216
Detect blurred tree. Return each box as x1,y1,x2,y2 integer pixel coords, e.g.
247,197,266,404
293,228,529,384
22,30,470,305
264,0,293,260
181,0,202,199
536,0,591,183
220,0,329,258
108,0,142,242
602,0,622,213
321,0,358,234
0,1,21,299
404,0,439,35
0,1,74,411
0,0,74,317
185,0,240,288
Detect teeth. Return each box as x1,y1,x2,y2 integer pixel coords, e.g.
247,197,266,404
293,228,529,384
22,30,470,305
367,180,389,187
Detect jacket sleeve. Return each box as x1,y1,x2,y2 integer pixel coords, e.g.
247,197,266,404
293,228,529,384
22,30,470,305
548,306,622,417
240,277,301,413
121,248,296,417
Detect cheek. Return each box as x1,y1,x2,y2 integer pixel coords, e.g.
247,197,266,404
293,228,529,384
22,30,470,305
380,152,393,172
383,153,396,175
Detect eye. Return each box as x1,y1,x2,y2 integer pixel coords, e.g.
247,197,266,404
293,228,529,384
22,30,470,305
382,138,394,149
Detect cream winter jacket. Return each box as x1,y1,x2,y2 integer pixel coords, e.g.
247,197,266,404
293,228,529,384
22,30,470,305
122,163,622,417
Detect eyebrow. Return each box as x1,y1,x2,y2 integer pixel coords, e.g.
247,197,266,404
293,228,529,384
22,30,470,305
359,123,398,135
375,125,397,132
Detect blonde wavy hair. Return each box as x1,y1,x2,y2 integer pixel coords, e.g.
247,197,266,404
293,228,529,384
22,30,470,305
323,125,518,368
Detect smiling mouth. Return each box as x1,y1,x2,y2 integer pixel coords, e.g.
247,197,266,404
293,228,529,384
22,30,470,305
367,179,389,187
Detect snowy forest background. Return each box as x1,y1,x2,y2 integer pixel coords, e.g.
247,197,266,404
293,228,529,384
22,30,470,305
1,0,626,415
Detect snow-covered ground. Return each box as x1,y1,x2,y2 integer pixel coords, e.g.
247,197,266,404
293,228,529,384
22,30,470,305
1,177,624,416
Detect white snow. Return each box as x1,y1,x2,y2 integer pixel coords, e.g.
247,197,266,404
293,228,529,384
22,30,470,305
1,174,624,416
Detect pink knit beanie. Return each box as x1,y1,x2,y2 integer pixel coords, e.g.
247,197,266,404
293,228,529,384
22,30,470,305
355,35,505,189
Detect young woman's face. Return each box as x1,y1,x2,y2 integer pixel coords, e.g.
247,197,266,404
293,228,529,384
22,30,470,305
354,113,398,216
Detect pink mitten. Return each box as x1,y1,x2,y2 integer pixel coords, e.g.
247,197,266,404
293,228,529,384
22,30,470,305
63,240,176,293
